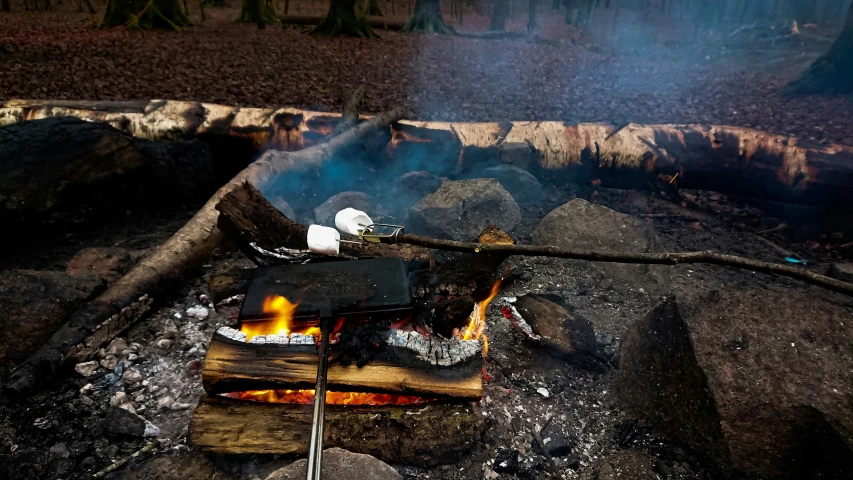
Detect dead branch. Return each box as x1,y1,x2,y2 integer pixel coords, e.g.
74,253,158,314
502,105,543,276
5,107,409,395
377,233,853,297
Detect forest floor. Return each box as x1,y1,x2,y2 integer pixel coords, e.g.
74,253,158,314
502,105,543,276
1,3,852,145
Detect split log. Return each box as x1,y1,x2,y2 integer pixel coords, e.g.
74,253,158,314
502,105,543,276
5,107,409,395
3,99,852,210
202,332,483,399
190,394,485,465
0,116,211,222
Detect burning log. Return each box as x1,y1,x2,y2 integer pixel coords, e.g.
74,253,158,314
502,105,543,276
4,99,851,210
202,328,484,399
189,394,485,465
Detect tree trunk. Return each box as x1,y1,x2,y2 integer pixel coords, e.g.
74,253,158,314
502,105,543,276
528,0,537,33
1,0,11,12
102,0,192,29
490,0,506,30
403,0,452,34
368,0,382,15
312,0,378,37
551,0,559,9
82,0,96,14
237,0,281,26
785,5,853,96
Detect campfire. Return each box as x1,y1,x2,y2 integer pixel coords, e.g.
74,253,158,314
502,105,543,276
190,258,494,461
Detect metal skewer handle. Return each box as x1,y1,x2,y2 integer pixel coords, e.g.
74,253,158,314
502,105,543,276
306,318,331,480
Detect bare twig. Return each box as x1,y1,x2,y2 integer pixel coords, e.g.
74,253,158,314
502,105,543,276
375,233,853,297
92,439,160,478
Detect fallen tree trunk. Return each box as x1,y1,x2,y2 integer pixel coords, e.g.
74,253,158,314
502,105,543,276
190,395,485,464
5,107,408,395
2,99,852,210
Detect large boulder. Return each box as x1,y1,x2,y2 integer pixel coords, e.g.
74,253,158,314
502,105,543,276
0,270,104,367
265,448,400,480
480,164,545,204
533,199,668,293
409,178,520,241
618,289,853,479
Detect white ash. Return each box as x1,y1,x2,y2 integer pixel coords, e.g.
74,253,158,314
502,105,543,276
185,305,209,320
215,326,247,343
498,297,541,342
249,242,309,261
384,330,481,366
265,334,288,344
289,333,316,345
248,335,267,344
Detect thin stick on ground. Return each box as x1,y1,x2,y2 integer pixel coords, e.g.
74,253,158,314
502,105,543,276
92,440,160,478
374,233,853,297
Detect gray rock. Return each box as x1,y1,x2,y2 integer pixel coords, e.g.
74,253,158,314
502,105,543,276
480,164,544,204
265,448,401,480
398,171,444,199
532,423,576,458
268,195,297,219
497,142,536,171
116,451,229,480
104,406,160,438
533,199,668,292
106,337,128,356
49,442,69,459
829,263,853,284
314,191,372,226
618,291,853,479
66,247,134,283
409,178,520,241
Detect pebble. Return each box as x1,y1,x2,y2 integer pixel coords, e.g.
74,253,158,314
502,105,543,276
75,361,99,377
185,359,203,376
163,320,179,339
119,402,137,414
156,395,175,409
536,387,551,398
127,353,139,362
80,457,96,470
186,305,209,320
110,391,127,407
156,339,172,350
483,466,499,479
106,338,128,356
171,402,192,410
79,395,94,407
79,383,93,394
49,442,70,459
99,355,118,371
122,370,143,384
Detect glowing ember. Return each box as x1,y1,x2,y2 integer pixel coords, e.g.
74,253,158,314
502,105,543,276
224,389,434,406
240,295,320,341
457,280,502,356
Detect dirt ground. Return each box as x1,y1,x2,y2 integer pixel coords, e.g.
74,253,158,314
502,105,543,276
1,3,852,145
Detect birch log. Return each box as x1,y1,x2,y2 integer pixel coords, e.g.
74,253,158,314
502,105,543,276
2,99,852,209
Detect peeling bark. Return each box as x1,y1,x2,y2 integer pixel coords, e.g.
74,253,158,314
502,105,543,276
2,99,852,210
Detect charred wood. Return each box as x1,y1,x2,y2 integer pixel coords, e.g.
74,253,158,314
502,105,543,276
190,395,485,465
202,331,483,399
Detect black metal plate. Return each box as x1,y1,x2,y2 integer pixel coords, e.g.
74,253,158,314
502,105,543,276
239,258,413,322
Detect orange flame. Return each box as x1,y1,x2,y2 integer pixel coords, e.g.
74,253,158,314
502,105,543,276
457,280,501,356
224,389,433,406
240,295,322,341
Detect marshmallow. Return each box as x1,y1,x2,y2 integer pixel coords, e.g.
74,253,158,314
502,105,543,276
307,224,341,255
334,208,373,236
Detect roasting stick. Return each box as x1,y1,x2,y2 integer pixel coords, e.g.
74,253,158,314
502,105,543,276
345,225,853,298
307,317,332,480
